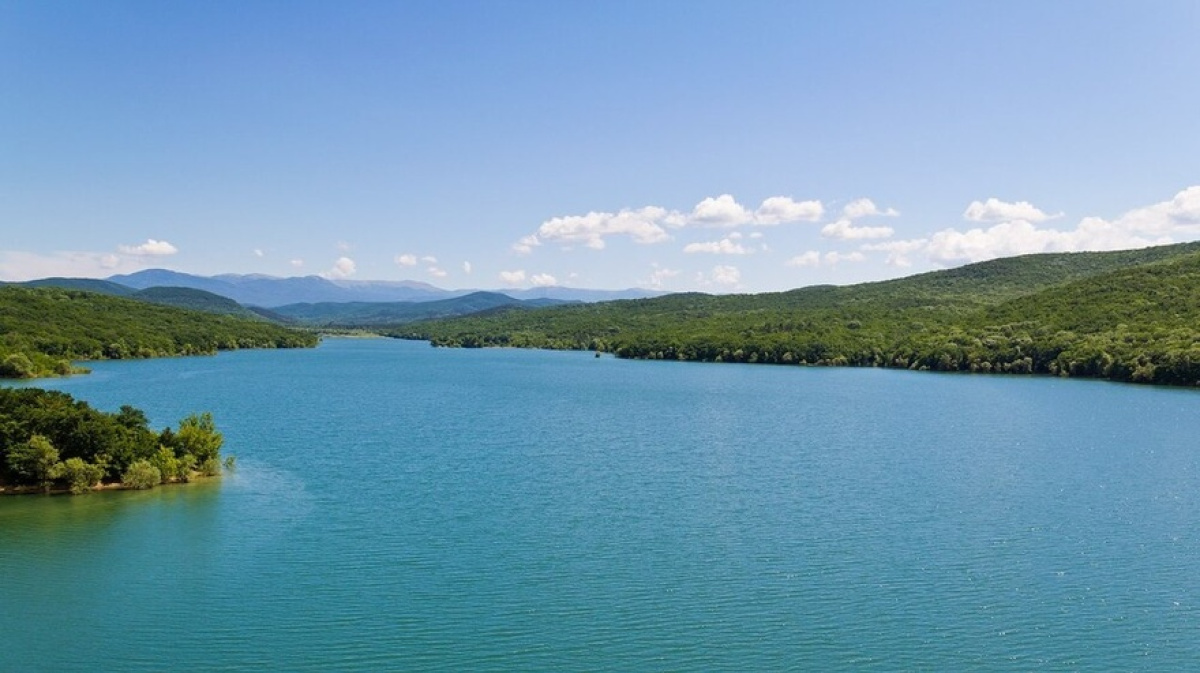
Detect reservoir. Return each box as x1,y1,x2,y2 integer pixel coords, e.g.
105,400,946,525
3,338,1200,670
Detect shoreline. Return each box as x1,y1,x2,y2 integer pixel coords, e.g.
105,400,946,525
0,474,221,497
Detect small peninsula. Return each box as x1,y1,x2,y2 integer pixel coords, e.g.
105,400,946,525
1,387,228,494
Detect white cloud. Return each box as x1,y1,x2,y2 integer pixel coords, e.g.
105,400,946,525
861,239,928,267
924,220,1069,264
756,196,825,224
821,219,895,240
824,251,866,265
499,269,526,284
785,250,867,268
320,256,357,279
645,265,680,289
689,194,753,227
0,250,125,281
963,197,1059,223
748,231,764,239
253,249,264,258
421,255,437,264
786,251,821,267
337,241,352,252
683,238,750,254
462,261,472,274
530,273,557,287
118,238,178,256
395,253,417,266
909,186,1200,265
528,194,826,251
842,198,898,219
512,235,541,254
290,258,304,268
537,206,670,249
427,266,447,278
710,264,741,286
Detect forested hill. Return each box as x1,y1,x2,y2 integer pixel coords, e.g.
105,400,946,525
13,278,266,319
393,241,1200,387
0,286,318,379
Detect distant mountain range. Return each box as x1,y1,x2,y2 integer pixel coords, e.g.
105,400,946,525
5,269,665,328
269,291,572,327
104,269,663,307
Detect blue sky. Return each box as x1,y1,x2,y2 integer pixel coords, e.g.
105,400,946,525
3,1,1199,292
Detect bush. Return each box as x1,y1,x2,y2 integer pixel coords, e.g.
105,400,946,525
198,457,221,477
0,352,36,378
53,457,104,494
122,460,161,490
150,446,179,483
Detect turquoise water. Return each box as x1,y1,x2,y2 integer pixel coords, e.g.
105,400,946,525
3,338,1200,671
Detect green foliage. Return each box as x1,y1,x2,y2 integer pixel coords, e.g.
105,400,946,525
130,286,266,319
52,457,104,494
223,455,237,472
172,412,223,463
393,242,1200,388
0,285,318,380
150,446,181,484
0,387,229,492
7,434,61,493
199,457,222,477
121,459,161,490
176,454,197,483
0,353,37,378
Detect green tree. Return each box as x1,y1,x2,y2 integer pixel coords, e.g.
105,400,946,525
199,456,222,477
52,457,104,494
0,352,36,378
150,446,180,483
176,454,197,482
173,412,223,463
121,460,161,490
7,434,60,492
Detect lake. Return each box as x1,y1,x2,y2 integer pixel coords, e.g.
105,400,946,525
3,337,1200,671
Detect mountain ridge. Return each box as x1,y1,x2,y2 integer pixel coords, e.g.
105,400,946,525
106,269,665,306
394,240,1200,387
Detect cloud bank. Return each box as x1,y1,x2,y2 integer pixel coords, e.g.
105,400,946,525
918,187,1200,265
523,194,826,251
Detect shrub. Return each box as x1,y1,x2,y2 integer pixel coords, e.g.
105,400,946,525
122,460,161,490
53,457,104,494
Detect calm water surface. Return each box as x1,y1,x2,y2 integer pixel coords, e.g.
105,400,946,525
3,338,1200,671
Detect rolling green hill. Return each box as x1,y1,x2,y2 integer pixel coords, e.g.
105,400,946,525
14,278,272,319
16,277,137,296
0,286,318,379
130,286,266,319
393,241,1200,387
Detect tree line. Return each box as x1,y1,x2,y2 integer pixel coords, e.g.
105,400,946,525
0,286,318,379
390,243,1200,388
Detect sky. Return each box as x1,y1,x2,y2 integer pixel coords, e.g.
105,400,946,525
2,1,1199,292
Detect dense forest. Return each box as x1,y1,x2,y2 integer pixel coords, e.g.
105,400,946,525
0,286,318,379
393,242,1200,387
1,387,229,494
0,286,316,494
